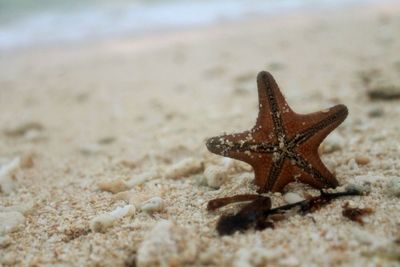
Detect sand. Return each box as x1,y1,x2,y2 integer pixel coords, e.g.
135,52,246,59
0,1,400,266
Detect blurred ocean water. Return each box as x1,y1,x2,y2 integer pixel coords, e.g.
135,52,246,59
0,0,371,49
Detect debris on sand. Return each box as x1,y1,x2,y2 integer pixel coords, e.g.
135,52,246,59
203,165,228,189
140,197,165,213
136,220,197,267
90,204,135,233
98,179,129,194
283,192,304,204
98,170,160,193
367,86,400,100
212,188,363,235
164,158,204,179
359,68,400,100
342,202,373,225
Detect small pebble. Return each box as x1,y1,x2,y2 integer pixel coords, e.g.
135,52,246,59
164,158,204,179
136,220,196,267
90,204,135,233
283,192,304,204
0,211,25,235
387,177,400,197
140,197,165,213
97,136,116,145
204,165,227,189
355,156,370,166
99,170,160,194
368,86,400,100
98,179,129,194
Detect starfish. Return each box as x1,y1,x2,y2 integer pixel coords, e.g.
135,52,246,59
206,71,348,193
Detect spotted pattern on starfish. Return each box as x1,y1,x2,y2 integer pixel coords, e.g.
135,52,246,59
206,71,348,192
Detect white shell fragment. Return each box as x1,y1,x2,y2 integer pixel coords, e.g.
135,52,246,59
283,192,304,204
387,177,400,197
0,211,25,235
137,220,196,267
140,197,165,213
98,170,160,194
204,165,227,189
164,158,204,179
98,179,129,194
90,204,135,233
0,157,21,194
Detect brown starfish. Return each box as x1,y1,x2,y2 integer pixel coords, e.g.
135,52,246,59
206,71,348,193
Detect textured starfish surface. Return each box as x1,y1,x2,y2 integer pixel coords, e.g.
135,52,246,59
206,71,348,193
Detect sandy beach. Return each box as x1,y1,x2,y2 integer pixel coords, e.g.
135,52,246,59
1,1,400,266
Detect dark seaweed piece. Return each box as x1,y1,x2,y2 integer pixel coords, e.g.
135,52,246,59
214,188,363,235
216,196,271,235
342,202,373,225
367,87,400,100
207,194,265,211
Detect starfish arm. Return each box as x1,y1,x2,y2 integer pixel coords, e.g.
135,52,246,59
265,158,295,192
288,153,339,189
287,104,348,147
255,71,294,139
206,130,273,160
252,155,275,192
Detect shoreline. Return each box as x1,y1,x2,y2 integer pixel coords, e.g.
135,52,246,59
0,0,391,54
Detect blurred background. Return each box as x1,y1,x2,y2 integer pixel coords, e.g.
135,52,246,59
0,0,370,50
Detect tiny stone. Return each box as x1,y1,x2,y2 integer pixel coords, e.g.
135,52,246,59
204,165,227,189
368,86,400,100
164,158,204,179
283,192,304,204
97,136,116,145
387,177,400,197
355,156,370,166
98,179,129,194
136,220,196,267
140,197,165,213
